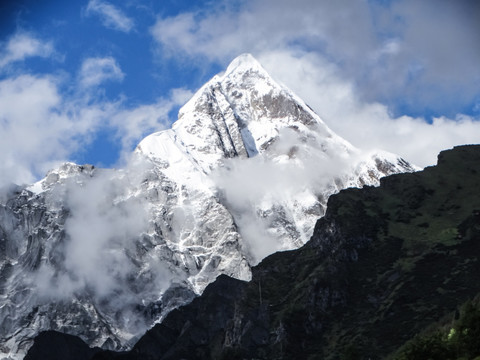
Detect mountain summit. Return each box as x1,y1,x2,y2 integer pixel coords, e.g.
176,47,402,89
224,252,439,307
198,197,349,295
138,53,354,171
0,54,414,359
137,53,415,252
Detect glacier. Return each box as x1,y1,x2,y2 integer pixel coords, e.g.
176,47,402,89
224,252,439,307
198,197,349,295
0,54,416,359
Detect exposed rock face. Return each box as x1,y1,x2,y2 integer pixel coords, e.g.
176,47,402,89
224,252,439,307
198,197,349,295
137,53,415,253
35,144,479,360
0,54,415,359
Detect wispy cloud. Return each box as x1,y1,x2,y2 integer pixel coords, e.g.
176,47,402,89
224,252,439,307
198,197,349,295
0,32,54,68
30,157,173,337
79,56,124,88
0,74,110,186
150,0,480,114
258,50,480,167
86,0,134,33
0,51,190,187
111,88,193,158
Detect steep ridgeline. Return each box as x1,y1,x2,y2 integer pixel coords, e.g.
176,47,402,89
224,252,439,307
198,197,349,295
0,54,414,359
136,54,415,253
28,144,480,360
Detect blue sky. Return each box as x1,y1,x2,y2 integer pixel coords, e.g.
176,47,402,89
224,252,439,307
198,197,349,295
0,0,479,185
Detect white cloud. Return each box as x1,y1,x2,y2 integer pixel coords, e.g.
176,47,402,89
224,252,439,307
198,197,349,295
86,0,134,33
257,50,480,167
111,88,193,159
387,0,480,105
0,32,54,68
0,65,190,187
62,167,149,297
79,56,124,88
0,74,112,186
150,0,480,112
31,157,172,336
213,149,347,262
149,1,377,63
2,1,478,188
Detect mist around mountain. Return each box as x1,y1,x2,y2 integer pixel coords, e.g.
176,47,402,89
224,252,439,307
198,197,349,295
0,54,417,359
24,144,480,359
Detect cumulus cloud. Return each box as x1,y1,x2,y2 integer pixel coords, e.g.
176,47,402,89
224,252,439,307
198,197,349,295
0,74,107,186
150,0,480,166
384,0,480,110
0,32,54,68
79,56,124,88
150,1,379,65
150,0,480,112
86,0,134,32
256,50,480,167
0,51,189,187
111,88,193,158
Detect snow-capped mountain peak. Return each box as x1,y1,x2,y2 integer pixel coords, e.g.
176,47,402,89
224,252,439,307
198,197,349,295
137,52,415,265
223,53,265,76
138,53,354,173
0,54,415,359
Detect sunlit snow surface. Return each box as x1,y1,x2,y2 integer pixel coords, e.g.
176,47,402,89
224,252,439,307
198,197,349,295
138,53,416,255
0,54,416,359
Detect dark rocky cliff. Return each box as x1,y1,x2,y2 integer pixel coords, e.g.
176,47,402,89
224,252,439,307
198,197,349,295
25,145,480,359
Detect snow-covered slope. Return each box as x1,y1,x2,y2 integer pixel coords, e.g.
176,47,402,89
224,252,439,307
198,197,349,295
0,54,415,359
137,53,415,256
